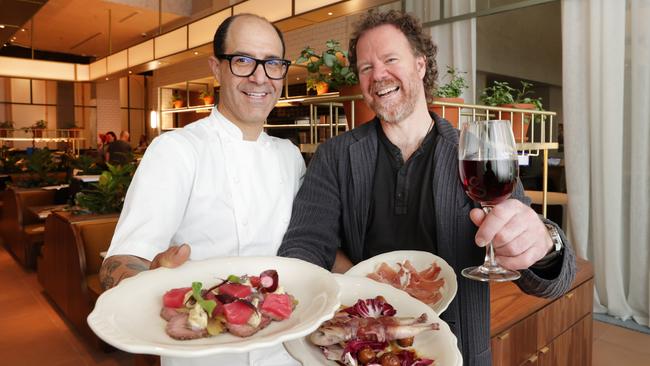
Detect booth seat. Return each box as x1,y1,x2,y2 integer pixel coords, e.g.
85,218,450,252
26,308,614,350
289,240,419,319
0,187,56,269
38,211,118,348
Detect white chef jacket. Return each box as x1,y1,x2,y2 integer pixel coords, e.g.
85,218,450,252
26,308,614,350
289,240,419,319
106,108,306,366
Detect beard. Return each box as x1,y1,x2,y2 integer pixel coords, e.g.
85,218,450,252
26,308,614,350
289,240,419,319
366,77,418,124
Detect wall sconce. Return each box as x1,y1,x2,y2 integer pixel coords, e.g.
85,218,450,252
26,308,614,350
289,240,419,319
150,110,158,129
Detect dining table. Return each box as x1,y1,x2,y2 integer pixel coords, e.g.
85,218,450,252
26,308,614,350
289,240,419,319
26,204,70,221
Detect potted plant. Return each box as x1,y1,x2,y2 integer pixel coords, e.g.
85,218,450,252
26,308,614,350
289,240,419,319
75,163,135,214
171,91,184,109
297,39,374,125
26,119,48,138
430,66,469,128
306,76,330,95
480,81,543,142
199,90,214,106
0,120,14,138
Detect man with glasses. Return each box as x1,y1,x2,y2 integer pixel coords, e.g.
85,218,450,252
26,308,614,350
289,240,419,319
100,13,304,366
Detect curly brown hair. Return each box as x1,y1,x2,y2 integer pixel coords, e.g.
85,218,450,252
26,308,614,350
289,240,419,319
348,9,438,102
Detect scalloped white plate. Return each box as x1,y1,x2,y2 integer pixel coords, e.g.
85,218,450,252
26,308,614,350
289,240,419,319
345,250,457,315
87,256,341,358
284,274,462,366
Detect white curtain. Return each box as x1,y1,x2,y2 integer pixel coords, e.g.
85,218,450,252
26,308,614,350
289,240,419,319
404,0,476,103
562,0,650,326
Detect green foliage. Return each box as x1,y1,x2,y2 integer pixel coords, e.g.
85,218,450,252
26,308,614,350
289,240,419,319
199,90,213,98
12,148,67,187
172,91,183,101
0,120,14,129
0,147,22,174
434,66,469,98
480,81,543,110
33,119,47,129
75,163,135,214
297,40,358,91
70,154,104,175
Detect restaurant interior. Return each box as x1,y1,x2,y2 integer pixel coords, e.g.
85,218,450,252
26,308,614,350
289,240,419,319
0,0,648,365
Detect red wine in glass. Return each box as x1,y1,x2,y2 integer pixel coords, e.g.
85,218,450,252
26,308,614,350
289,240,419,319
460,159,518,206
458,120,521,282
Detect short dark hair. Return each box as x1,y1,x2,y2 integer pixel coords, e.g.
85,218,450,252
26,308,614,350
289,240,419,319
106,131,117,140
349,10,438,102
212,14,286,58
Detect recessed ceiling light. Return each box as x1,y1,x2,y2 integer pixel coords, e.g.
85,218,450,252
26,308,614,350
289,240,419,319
0,25,5,29
105,77,109,80
328,12,333,16
296,77,300,80
128,70,132,74
193,51,199,55
21,28,26,32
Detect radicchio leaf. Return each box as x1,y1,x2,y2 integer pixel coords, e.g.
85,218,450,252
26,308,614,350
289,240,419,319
342,339,387,359
342,297,396,318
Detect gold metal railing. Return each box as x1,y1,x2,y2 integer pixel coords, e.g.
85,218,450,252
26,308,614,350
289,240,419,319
268,94,560,216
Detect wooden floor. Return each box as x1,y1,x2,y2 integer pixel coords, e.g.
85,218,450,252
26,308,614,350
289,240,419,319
1,244,649,366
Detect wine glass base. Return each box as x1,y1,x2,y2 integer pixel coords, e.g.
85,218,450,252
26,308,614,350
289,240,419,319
461,265,521,282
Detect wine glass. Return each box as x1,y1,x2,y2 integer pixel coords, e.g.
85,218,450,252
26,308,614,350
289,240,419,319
458,120,520,282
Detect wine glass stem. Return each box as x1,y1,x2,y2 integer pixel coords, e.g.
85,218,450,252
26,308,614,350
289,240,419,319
482,206,501,271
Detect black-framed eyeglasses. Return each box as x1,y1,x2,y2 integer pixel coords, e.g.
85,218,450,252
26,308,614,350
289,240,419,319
217,54,291,80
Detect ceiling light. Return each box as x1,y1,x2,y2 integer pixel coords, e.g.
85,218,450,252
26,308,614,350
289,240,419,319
21,28,26,32
193,51,199,55
128,70,132,74
328,12,333,16
296,77,300,80
0,25,5,29
105,77,109,80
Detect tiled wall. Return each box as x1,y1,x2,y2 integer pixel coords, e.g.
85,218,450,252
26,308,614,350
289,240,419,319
96,79,121,138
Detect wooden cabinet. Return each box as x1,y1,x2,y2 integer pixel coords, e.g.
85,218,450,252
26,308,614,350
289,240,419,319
491,258,593,366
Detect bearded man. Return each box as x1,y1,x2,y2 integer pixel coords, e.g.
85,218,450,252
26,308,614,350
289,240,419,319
279,10,575,366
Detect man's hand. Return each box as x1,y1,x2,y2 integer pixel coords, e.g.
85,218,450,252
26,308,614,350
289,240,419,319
150,243,191,269
470,199,553,270
99,244,191,290
331,249,354,274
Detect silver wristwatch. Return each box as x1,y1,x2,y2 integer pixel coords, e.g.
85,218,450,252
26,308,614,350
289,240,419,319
545,224,563,253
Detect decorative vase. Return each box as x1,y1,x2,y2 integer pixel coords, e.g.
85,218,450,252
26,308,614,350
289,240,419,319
499,103,534,142
429,97,464,129
173,100,184,109
203,96,214,106
338,84,375,127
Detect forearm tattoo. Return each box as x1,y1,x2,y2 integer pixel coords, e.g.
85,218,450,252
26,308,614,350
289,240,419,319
99,255,150,290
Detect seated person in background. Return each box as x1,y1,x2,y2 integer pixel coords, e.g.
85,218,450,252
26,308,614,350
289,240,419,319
99,13,304,366
134,134,148,154
96,133,106,159
278,10,576,366
105,130,132,165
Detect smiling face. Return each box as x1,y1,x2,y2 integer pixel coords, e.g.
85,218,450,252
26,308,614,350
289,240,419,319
355,24,427,124
209,16,285,129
